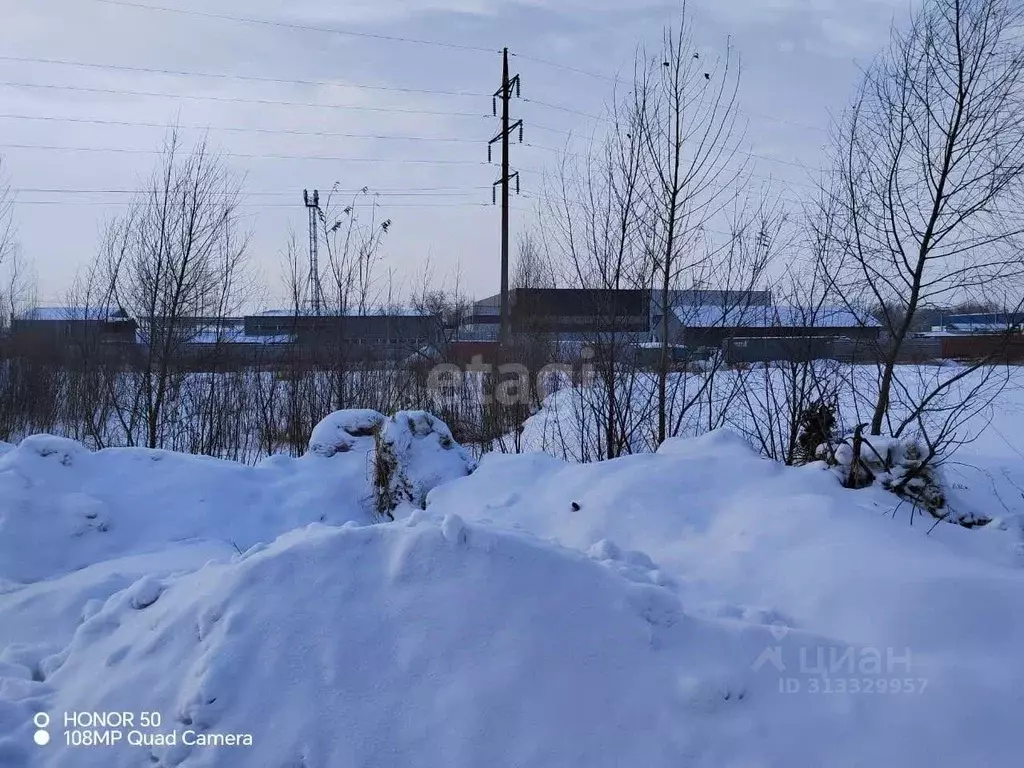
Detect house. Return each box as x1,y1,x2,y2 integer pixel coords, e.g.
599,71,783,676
462,294,501,339
511,288,651,334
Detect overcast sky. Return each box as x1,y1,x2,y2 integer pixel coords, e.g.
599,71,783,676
0,0,908,308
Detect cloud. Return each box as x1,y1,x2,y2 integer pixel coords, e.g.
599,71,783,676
699,0,906,56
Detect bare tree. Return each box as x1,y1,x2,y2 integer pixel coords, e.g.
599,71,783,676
57,253,125,449
0,157,32,328
0,157,13,329
100,129,249,449
318,185,391,318
735,251,849,465
182,210,256,459
826,0,1024,458
541,76,652,461
512,230,556,290
659,196,781,446
634,9,747,445
314,185,392,409
409,259,470,356
276,228,328,454
0,157,46,443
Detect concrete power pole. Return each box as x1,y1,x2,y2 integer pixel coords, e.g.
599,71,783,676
489,48,522,346
302,189,321,315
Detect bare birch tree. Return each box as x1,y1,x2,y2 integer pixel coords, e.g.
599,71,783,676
826,0,1024,462
634,9,747,445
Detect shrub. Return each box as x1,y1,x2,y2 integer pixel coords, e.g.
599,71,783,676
817,426,988,526
370,411,477,520
793,400,836,466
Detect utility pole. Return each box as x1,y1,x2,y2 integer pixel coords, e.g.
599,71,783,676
302,189,321,315
489,47,522,346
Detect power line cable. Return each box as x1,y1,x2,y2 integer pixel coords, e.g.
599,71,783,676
0,54,485,98
511,52,619,83
9,199,506,209
71,4,828,136
0,113,486,143
522,98,606,122
0,53,623,126
0,81,490,118
510,53,830,134
13,186,492,195
0,143,492,164
0,142,547,175
522,139,822,172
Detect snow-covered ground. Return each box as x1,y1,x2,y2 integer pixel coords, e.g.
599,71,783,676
1,404,1023,766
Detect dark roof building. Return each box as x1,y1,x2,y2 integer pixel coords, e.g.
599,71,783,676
11,306,137,344
467,289,651,337
931,312,1024,333
244,309,440,359
656,299,881,348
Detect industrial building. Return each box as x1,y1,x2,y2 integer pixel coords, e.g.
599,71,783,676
460,288,881,363
10,306,137,345
659,303,882,348
464,288,651,339
243,309,440,358
6,306,441,368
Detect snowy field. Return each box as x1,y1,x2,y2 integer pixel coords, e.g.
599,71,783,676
1,391,1023,765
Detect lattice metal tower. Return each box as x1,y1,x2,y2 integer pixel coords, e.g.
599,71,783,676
302,189,322,314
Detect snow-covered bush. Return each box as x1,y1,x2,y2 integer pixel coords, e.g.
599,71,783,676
372,411,477,519
818,427,990,526
793,400,837,466
307,409,386,458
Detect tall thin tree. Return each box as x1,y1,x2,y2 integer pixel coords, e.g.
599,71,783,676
826,0,1024,446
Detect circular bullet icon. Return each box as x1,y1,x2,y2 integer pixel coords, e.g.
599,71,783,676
34,730,50,746
33,713,50,729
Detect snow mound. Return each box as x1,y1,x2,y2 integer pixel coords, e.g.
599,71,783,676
0,434,374,584
656,428,762,460
3,422,1024,765
4,517,826,768
307,409,386,457
427,430,1024,765
374,410,477,515
0,412,481,583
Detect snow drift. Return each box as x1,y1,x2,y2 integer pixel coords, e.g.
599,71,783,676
306,409,385,458
1,418,1023,766
0,431,371,585
0,514,960,768
0,410,477,584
